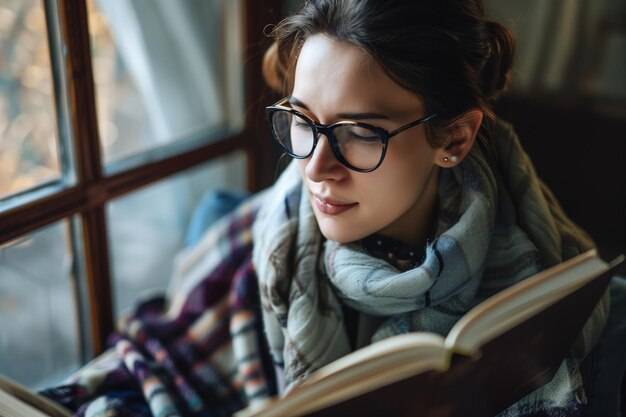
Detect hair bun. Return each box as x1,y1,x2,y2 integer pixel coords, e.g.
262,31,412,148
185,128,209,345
482,20,516,100
262,41,288,94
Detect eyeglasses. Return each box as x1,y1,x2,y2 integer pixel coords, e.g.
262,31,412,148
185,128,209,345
265,98,437,172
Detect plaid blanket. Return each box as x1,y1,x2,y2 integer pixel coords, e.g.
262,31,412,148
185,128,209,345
41,196,274,417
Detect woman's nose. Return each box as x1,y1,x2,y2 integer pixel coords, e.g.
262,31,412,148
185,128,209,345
304,134,346,182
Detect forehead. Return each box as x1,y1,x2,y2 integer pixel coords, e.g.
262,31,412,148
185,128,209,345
292,34,423,118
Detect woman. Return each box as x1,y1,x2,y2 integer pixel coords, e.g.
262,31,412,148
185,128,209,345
44,1,617,416
257,0,606,399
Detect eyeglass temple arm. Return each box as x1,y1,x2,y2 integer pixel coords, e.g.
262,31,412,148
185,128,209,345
389,113,438,137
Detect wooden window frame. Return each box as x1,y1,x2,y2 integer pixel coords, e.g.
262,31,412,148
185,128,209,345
0,0,282,355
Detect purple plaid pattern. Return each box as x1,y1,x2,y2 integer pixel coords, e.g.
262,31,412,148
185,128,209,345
42,198,274,417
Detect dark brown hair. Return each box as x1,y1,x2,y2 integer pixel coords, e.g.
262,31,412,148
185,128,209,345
263,0,515,149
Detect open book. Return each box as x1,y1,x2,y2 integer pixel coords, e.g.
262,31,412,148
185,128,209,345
235,249,624,417
0,375,71,417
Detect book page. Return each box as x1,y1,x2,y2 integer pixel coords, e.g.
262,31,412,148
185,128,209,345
446,250,608,353
0,375,71,417
0,388,53,417
236,333,448,417
302,332,446,386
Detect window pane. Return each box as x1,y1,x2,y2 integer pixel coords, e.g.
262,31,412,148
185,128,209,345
107,151,247,317
0,0,61,198
0,219,83,388
88,0,245,166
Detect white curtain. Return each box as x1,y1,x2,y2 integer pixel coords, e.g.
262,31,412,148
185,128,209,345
96,0,225,142
96,0,247,316
484,0,626,98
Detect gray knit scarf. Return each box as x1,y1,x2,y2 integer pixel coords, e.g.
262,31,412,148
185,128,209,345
252,120,608,412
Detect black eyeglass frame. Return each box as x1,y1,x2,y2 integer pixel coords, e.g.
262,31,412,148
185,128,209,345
265,97,438,172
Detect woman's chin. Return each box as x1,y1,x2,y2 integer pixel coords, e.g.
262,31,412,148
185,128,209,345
316,217,370,244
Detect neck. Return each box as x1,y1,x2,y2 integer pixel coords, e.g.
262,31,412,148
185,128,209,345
378,165,440,248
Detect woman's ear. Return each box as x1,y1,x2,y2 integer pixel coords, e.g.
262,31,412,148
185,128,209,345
434,109,483,167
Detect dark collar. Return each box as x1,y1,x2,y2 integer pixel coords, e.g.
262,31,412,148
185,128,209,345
361,233,424,270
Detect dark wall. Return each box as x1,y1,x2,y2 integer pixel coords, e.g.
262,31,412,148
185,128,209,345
497,95,626,260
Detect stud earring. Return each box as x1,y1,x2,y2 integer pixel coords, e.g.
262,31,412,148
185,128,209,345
443,157,449,162
450,155,459,163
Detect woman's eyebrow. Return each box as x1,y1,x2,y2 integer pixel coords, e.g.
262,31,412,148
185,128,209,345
288,96,390,121
337,111,390,121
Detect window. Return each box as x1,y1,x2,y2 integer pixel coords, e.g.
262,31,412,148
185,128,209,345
0,0,279,388
107,153,247,317
0,0,74,208
88,0,246,169
0,220,83,388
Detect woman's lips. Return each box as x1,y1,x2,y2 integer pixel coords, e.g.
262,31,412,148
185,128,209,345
313,195,358,215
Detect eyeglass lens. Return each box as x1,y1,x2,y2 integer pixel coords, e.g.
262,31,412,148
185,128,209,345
271,110,384,170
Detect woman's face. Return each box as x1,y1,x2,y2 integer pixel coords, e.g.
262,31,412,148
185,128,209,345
292,34,443,244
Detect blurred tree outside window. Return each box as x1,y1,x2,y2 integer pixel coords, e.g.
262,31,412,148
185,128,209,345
0,0,60,198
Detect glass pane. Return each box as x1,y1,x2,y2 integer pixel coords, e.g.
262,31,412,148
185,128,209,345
0,219,83,388
88,0,245,166
107,151,247,317
0,0,61,198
